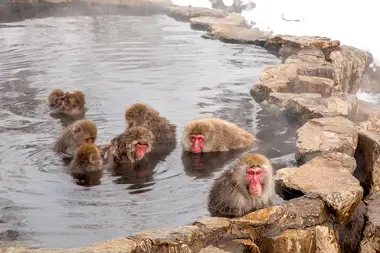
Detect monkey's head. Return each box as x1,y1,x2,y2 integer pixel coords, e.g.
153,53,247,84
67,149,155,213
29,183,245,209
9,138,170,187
48,89,65,109
62,90,85,111
124,102,159,128
186,121,213,153
72,119,98,147
236,153,272,197
74,143,102,165
125,126,154,162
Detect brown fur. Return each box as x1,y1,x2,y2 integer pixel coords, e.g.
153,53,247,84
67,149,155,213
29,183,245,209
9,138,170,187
207,153,275,218
47,89,65,112
53,119,98,157
69,143,103,174
124,102,176,144
181,117,256,153
61,90,86,116
104,126,155,168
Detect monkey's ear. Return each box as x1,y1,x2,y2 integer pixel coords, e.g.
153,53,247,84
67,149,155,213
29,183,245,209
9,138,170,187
73,125,81,133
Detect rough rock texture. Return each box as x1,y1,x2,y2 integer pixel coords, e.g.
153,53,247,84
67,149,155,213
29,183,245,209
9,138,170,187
355,100,380,122
266,35,340,50
359,191,380,253
328,45,370,94
295,116,358,164
166,6,226,22
77,0,173,7
275,155,363,223
201,24,269,45
190,13,246,31
339,201,366,253
355,123,380,195
287,75,334,96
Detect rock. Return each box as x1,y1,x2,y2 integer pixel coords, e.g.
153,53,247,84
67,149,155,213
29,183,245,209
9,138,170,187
321,92,358,120
296,116,358,164
359,191,380,253
85,0,173,8
354,100,380,122
339,201,366,253
306,152,357,174
355,126,380,195
250,59,337,103
358,117,380,134
288,75,334,97
275,158,363,223
284,47,327,64
190,13,246,31
266,35,340,50
314,225,340,253
202,24,269,46
166,6,226,22
328,45,369,94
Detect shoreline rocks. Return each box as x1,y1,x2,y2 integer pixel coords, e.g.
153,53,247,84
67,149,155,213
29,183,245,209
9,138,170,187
1,3,380,253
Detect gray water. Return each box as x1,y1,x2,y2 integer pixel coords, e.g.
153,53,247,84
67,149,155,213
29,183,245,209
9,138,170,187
0,14,298,248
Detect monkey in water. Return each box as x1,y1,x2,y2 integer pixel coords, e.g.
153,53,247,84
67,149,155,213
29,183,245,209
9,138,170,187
47,89,65,113
104,126,155,169
69,143,103,187
124,102,176,144
47,89,86,117
181,117,255,154
207,153,275,218
53,119,98,157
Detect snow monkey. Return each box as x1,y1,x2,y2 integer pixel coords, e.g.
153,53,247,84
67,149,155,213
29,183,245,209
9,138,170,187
124,102,176,144
207,153,275,218
181,117,256,154
53,119,98,157
47,89,86,116
104,126,155,169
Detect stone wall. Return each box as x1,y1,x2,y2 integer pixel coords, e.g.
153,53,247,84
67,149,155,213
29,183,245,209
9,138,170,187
1,3,380,253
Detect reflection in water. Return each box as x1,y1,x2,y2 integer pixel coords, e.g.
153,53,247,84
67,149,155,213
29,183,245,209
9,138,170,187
0,14,298,248
71,171,103,187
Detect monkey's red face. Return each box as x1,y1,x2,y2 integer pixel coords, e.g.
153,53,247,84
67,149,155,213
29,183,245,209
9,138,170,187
135,142,148,158
245,167,264,197
190,134,204,153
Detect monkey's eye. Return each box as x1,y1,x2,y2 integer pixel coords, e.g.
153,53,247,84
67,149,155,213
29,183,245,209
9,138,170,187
255,170,263,175
247,171,255,175
74,128,81,133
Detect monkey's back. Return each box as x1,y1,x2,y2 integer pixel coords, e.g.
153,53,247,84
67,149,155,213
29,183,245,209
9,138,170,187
208,167,268,218
53,126,76,156
205,118,255,152
146,114,177,144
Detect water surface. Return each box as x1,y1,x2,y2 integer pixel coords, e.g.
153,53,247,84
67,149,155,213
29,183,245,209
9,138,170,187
0,14,297,248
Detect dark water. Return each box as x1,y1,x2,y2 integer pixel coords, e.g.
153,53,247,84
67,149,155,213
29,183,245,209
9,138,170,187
0,15,297,248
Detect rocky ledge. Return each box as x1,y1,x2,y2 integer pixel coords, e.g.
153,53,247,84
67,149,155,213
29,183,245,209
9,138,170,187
2,3,380,253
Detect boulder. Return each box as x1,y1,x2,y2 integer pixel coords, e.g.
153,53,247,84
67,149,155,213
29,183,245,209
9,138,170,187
85,0,173,8
338,201,366,253
328,45,370,94
354,100,380,122
296,116,358,164
355,125,380,195
250,59,336,103
287,75,334,96
201,24,269,46
359,191,380,253
260,225,340,253
275,155,363,223
266,35,340,51
190,13,246,31
321,92,358,120
166,6,226,22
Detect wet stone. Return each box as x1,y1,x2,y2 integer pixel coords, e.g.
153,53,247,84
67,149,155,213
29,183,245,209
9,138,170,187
202,24,269,46
275,156,363,223
296,116,358,164
166,6,226,22
190,13,246,31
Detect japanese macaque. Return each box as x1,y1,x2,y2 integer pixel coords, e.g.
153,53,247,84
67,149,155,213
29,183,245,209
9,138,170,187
53,119,98,157
69,143,103,187
47,89,65,113
207,153,275,218
181,117,255,154
124,102,176,144
47,89,86,117
104,126,155,169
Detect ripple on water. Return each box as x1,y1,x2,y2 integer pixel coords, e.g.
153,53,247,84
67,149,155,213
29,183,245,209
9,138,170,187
0,14,298,248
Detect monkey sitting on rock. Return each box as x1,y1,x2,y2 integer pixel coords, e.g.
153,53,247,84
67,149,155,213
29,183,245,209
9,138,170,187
208,153,275,218
181,117,256,154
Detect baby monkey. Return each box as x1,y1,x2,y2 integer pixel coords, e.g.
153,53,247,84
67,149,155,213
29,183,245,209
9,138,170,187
181,117,256,154
208,153,275,218
124,102,176,144
47,89,86,117
53,119,98,157
104,126,155,169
